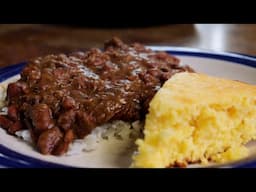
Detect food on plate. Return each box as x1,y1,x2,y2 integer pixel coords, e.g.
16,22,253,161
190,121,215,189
132,72,256,168
0,37,193,156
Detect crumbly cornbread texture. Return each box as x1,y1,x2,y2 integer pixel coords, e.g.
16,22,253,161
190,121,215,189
132,72,256,168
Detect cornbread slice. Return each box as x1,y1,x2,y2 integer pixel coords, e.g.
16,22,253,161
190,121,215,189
132,72,256,168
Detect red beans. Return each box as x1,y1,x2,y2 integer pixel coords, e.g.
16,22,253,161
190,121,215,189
21,66,41,81
31,104,54,132
7,105,19,121
57,110,76,131
62,97,76,110
8,121,23,134
0,115,23,135
1,37,194,156
75,111,96,138
7,83,22,99
37,127,62,155
7,82,28,99
0,115,13,130
64,129,75,142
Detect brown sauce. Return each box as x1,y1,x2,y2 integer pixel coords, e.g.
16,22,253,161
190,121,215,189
0,37,194,155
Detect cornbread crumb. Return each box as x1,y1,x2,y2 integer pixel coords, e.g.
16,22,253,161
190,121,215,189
132,72,256,168
211,146,248,163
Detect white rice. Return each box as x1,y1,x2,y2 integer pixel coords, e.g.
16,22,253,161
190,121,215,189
0,76,144,156
13,120,143,156
15,130,33,143
66,120,143,156
0,75,20,108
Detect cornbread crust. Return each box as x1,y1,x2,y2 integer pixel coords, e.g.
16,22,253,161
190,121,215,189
132,72,256,168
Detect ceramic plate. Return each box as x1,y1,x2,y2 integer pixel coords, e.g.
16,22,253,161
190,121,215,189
0,47,256,168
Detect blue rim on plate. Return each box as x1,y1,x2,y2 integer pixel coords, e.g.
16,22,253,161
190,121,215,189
0,47,256,168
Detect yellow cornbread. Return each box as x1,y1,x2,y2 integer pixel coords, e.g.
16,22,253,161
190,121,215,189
132,72,256,168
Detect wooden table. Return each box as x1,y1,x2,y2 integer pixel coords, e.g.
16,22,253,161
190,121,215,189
0,24,255,67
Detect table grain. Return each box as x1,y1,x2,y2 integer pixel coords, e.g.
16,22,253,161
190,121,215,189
0,24,255,67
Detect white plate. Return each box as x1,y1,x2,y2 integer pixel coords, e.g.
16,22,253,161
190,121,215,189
0,47,256,168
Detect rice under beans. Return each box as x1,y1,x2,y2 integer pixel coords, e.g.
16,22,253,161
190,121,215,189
0,75,144,156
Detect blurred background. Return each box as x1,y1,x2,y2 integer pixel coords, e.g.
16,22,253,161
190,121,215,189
0,24,255,67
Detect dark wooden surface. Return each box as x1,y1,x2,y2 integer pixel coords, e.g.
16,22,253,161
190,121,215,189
0,24,255,67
